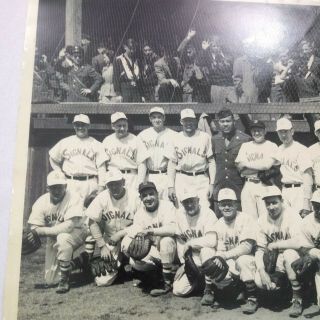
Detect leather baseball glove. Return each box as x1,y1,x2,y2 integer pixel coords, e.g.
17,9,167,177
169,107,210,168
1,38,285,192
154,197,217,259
184,247,203,284
201,256,229,282
21,229,41,255
90,255,118,277
291,248,319,278
258,166,281,186
263,248,279,274
127,233,152,260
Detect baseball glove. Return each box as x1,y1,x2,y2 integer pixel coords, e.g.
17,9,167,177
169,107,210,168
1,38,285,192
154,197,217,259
184,247,203,284
84,190,98,208
21,229,41,255
263,248,279,274
291,252,319,278
258,166,281,186
127,233,152,260
90,255,118,277
201,256,229,282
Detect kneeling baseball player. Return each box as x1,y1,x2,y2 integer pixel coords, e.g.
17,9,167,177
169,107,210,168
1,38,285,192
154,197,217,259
206,188,258,314
85,169,139,286
122,181,177,296
23,170,88,294
255,186,303,317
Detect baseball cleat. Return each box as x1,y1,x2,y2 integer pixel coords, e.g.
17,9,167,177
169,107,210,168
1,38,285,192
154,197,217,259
150,282,172,297
201,289,215,306
242,298,258,314
289,299,303,318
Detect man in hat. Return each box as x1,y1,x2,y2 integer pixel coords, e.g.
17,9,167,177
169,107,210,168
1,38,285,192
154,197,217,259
168,108,216,207
138,106,177,199
235,120,280,219
102,112,149,194
27,170,87,293
274,117,313,216
212,108,251,216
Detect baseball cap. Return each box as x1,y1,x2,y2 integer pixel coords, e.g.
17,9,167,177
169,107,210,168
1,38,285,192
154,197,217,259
249,120,265,130
138,181,157,194
105,169,124,184
149,106,165,116
262,186,282,200
314,120,320,134
276,118,292,131
218,188,237,201
111,112,128,124
47,170,67,186
180,189,198,202
73,114,90,124
311,190,320,204
181,108,196,120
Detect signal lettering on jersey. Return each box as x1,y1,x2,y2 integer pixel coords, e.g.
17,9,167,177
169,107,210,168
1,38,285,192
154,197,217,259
175,146,206,160
102,210,133,221
62,148,95,161
105,147,136,161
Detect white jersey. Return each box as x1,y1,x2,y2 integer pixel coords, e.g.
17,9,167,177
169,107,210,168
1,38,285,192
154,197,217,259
273,141,312,183
138,127,176,171
49,135,107,176
235,140,279,178
85,188,139,238
102,133,149,170
256,206,302,248
309,142,320,185
213,212,257,252
296,213,320,248
172,130,213,172
28,190,84,227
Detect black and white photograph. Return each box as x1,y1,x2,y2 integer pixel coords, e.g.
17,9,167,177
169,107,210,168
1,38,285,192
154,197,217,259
4,0,320,319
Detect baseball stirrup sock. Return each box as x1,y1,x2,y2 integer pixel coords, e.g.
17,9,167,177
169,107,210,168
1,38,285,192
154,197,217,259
163,264,173,284
291,280,302,299
59,260,71,273
85,238,96,257
245,280,257,298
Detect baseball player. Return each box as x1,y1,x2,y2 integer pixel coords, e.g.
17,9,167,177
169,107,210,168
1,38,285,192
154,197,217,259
255,186,303,317
85,169,140,286
209,188,258,314
168,108,216,207
121,181,177,296
274,117,313,217
27,170,87,293
171,190,218,301
138,107,177,200
309,120,320,190
102,112,149,194
235,120,280,219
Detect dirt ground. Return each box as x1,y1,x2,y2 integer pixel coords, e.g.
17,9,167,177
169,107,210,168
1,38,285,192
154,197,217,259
18,248,320,320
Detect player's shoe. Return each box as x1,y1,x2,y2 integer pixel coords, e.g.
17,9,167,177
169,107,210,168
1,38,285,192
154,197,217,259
201,288,215,306
289,298,303,318
242,297,258,314
150,282,172,297
56,271,70,294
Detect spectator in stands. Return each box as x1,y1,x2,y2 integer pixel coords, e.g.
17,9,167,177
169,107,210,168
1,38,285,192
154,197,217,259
197,34,234,103
92,42,107,74
155,45,182,102
59,45,103,102
177,29,208,102
271,48,299,103
233,37,273,103
140,43,159,102
113,38,144,102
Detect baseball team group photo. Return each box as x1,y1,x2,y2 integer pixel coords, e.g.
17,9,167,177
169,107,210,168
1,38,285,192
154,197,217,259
11,0,320,319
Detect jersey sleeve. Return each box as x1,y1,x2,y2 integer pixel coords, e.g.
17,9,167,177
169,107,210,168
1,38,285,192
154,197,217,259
205,133,214,159
95,140,110,167
295,217,317,248
162,201,176,226
27,196,47,226
297,147,312,173
204,208,218,234
85,192,105,222
235,143,247,164
136,136,150,164
49,140,64,164
256,220,268,248
239,214,257,243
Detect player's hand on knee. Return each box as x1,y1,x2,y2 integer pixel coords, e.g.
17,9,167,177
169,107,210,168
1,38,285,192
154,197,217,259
100,245,112,262
168,187,176,202
259,269,274,290
207,184,214,199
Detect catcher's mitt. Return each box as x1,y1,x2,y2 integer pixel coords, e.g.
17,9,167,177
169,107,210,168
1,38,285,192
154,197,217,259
21,229,41,255
263,248,279,274
127,233,152,260
291,253,319,279
201,256,229,282
90,255,118,277
184,247,203,284
258,166,281,186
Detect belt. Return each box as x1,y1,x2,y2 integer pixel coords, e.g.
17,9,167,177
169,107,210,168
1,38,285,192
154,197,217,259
282,183,302,188
65,174,96,181
245,177,261,184
176,170,206,176
120,169,137,174
149,169,167,174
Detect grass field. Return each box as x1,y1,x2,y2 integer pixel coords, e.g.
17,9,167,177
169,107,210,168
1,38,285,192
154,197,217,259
18,247,320,320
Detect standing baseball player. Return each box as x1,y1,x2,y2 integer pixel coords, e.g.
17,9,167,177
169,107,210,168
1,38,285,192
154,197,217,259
85,169,140,286
309,120,320,190
122,181,177,296
274,117,313,217
102,112,149,194
208,188,258,314
168,108,216,207
27,170,87,293
171,190,218,301
138,107,177,200
235,120,280,219
255,186,303,317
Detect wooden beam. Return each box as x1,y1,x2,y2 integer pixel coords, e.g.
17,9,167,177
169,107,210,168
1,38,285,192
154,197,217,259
65,0,82,46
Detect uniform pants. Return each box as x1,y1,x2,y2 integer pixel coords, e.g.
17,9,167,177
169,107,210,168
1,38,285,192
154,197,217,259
147,173,169,201
66,177,98,203
281,186,304,211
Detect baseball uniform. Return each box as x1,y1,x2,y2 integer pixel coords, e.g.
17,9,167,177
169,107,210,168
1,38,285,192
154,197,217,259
28,190,87,285
138,127,177,200
102,133,149,194
308,142,320,188
235,140,279,219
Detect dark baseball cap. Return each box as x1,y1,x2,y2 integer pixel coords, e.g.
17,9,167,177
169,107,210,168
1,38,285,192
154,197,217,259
138,181,157,194
249,120,266,130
